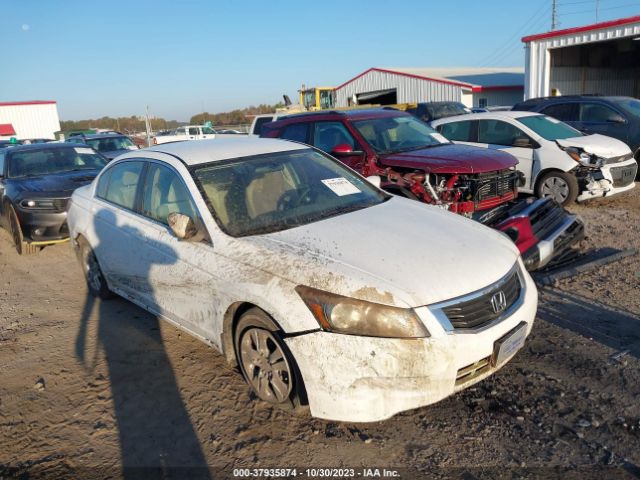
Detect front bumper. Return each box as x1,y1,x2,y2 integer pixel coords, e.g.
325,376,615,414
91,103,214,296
576,159,637,202
285,260,538,422
15,207,70,243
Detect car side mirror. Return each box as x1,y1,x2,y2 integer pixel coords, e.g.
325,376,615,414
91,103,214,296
167,212,198,240
331,143,354,155
366,175,382,188
608,114,626,124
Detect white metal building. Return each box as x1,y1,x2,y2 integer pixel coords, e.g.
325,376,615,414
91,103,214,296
334,67,524,108
0,101,61,140
523,15,640,99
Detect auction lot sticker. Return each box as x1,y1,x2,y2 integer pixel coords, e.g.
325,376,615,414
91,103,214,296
321,177,361,196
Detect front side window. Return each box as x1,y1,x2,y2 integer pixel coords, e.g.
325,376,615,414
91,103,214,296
352,115,448,154
516,115,582,141
478,120,528,146
0,151,5,175
540,103,578,122
7,147,106,179
192,149,388,237
142,163,197,225
313,122,357,152
86,136,136,152
189,128,199,135
580,103,622,123
99,161,144,210
438,121,475,142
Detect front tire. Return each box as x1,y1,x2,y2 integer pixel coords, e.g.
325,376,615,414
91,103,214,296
78,238,113,299
234,308,306,411
535,171,579,205
8,205,39,255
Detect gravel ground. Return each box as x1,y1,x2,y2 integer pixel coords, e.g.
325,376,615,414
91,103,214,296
0,186,639,480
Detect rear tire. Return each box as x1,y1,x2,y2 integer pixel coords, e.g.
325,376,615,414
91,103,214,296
78,237,114,299
8,205,39,255
234,308,306,411
535,171,579,205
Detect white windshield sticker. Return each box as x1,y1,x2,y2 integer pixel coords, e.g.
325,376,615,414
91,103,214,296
74,147,94,154
431,133,449,143
321,177,361,196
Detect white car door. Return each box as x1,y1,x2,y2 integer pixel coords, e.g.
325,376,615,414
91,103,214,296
136,161,221,342
476,119,537,192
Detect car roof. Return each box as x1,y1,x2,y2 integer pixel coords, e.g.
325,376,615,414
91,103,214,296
124,137,308,166
433,111,543,123
4,142,90,153
278,107,406,122
81,133,127,139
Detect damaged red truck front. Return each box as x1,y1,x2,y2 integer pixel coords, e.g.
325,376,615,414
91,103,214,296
262,108,584,270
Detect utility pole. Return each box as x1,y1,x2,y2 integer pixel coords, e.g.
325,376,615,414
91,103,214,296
551,0,559,30
595,0,600,23
145,105,152,147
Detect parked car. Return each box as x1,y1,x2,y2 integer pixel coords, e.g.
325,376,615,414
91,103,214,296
249,114,285,136
67,137,537,422
152,125,238,145
0,143,106,254
67,133,139,160
432,112,637,205
512,96,640,163
405,101,471,123
262,108,583,271
0,139,22,148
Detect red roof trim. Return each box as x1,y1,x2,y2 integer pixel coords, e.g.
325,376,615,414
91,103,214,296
472,85,524,92
522,15,640,43
0,124,16,136
0,100,57,107
335,67,475,91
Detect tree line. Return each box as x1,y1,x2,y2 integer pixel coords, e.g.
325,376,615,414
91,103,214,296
60,103,284,133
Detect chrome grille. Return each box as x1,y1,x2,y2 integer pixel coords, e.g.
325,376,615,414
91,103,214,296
528,198,567,240
52,198,70,212
438,267,522,330
474,170,519,201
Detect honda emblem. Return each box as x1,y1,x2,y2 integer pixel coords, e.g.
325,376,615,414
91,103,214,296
490,291,507,314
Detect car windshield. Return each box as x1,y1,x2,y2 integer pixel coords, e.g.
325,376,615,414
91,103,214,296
7,147,106,178
516,115,582,141
85,136,135,152
614,98,640,117
352,115,448,154
192,148,388,237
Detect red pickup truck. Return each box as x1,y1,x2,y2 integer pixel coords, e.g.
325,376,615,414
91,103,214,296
262,108,584,270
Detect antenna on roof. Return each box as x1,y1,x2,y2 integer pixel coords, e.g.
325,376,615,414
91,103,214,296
551,0,559,30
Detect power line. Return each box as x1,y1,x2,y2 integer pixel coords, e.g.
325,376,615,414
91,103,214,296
561,2,640,15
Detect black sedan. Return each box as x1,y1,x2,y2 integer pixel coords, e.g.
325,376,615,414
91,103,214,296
0,143,107,254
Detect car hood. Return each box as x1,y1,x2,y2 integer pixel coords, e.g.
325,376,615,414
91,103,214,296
233,197,520,308
378,143,517,174
9,170,100,196
556,134,632,158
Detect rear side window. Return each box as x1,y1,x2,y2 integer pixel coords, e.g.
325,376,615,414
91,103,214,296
540,103,578,122
189,127,199,135
0,151,5,176
438,121,474,142
142,163,197,225
99,161,144,211
281,124,309,143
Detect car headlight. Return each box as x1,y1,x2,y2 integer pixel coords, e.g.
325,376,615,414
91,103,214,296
20,199,56,209
565,147,601,166
296,285,429,338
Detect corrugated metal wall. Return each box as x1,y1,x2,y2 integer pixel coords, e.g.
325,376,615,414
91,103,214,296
0,104,61,139
335,70,464,107
472,90,524,107
550,66,640,97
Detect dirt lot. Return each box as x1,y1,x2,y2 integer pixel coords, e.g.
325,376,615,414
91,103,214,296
1,187,639,479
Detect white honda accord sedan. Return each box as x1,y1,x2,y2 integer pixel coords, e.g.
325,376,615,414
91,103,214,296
67,137,537,422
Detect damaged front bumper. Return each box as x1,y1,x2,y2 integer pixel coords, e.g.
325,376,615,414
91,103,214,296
284,260,537,422
482,197,584,271
576,158,637,202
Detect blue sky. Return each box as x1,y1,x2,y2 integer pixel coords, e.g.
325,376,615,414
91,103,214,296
2,0,639,121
